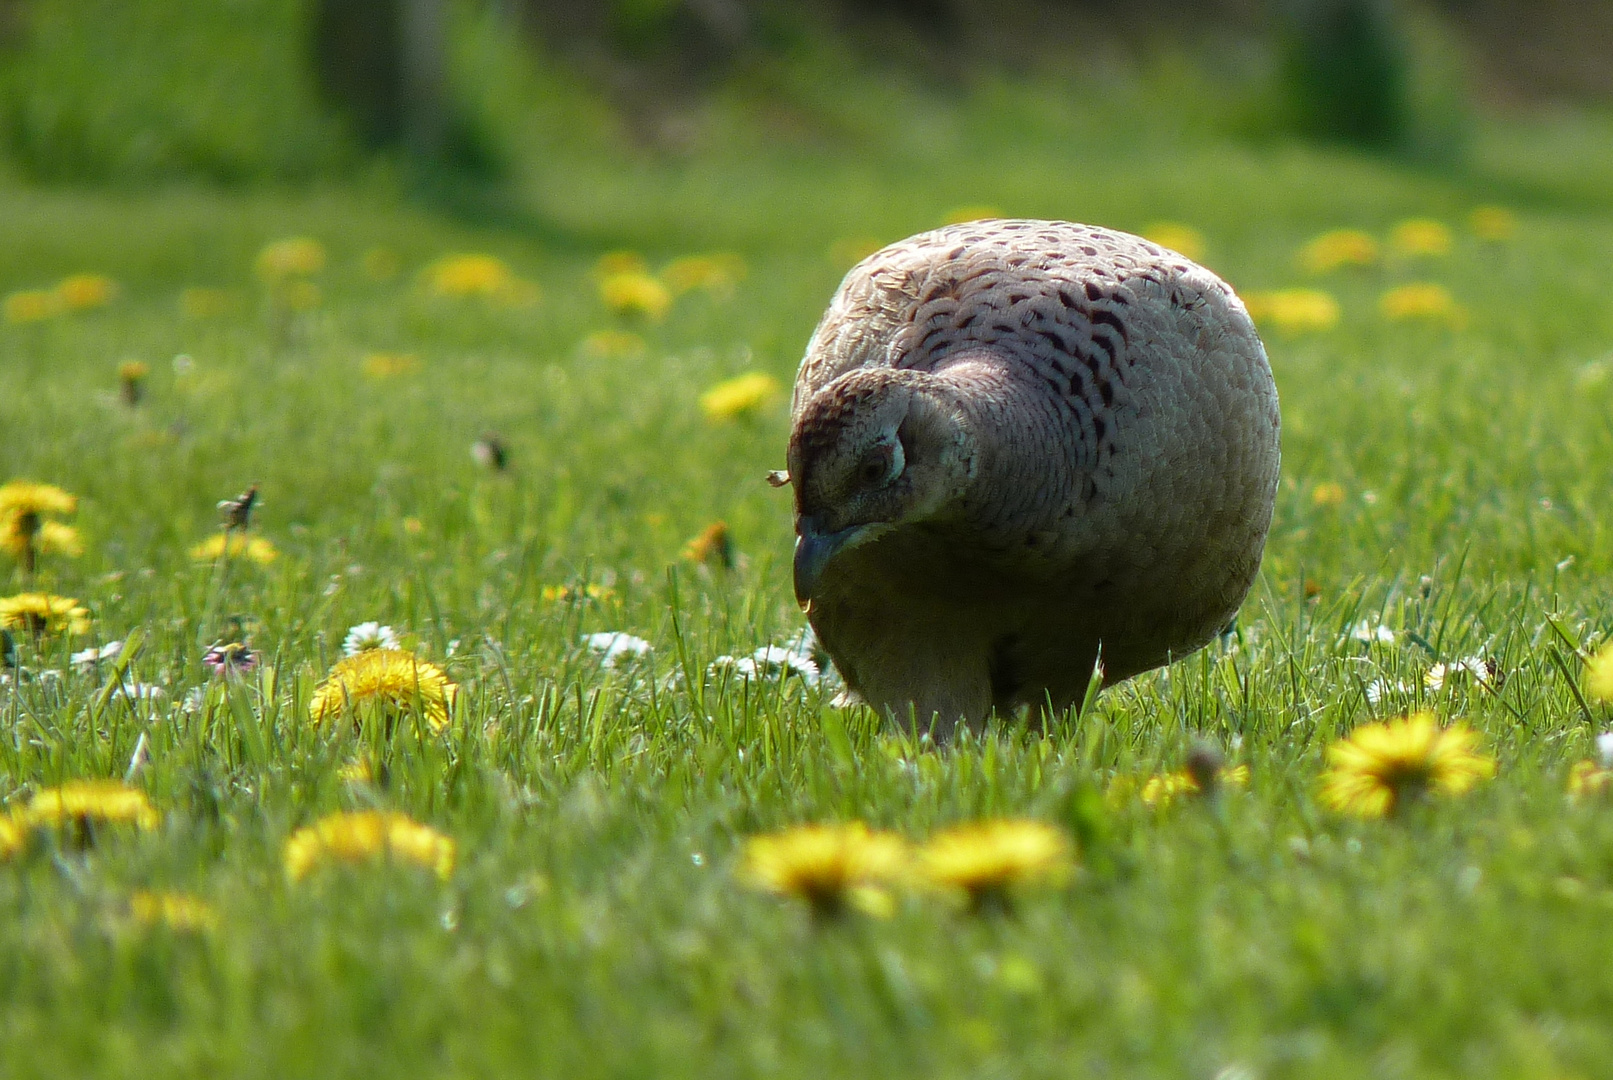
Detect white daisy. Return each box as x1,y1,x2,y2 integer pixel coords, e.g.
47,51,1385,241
71,640,124,668
710,644,820,687
1424,655,1493,691
1597,732,1613,767
342,621,400,656
583,632,653,669
1350,621,1396,645
1364,678,1410,706
114,681,165,703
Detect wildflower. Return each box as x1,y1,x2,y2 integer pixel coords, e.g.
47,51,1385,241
112,682,165,704
1298,229,1379,273
23,780,160,834
4,289,64,323
191,533,277,565
1468,205,1516,241
541,583,615,604
919,820,1074,911
711,645,820,687
255,237,326,281
594,251,647,277
0,482,80,573
700,373,781,421
337,758,373,785
1584,644,1613,703
422,253,515,298
0,816,27,861
117,359,150,406
284,810,455,881
0,593,89,638
1379,283,1466,328
1139,763,1250,808
1364,677,1411,706
54,274,118,313
128,890,217,933
179,287,238,318
343,622,400,655
1388,219,1452,257
362,352,421,378
309,649,457,732
1311,481,1347,508
1141,222,1207,262
471,433,508,471
1319,712,1494,817
682,521,734,568
361,247,400,280
740,822,907,918
581,329,646,359
1350,621,1396,645
600,272,672,321
943,205,1002,224
1599,731,1613,766
201,641,256,677
1242,289,1341,335
663,254,746,297
1424,655,1497,691
71,640,122,668
584,632,653,669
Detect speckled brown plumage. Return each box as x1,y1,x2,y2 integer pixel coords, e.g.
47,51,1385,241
785,219,1280,738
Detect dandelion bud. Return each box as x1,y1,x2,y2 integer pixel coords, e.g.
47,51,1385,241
471,434,508,471
1184,741,1227,798
217,485,260,531
118,359,150,406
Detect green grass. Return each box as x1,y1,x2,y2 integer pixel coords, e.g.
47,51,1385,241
4,80,1613,1078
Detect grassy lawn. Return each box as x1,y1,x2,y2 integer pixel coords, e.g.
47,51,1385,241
3,89,1613,1078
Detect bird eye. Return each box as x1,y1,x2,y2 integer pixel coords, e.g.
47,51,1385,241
855,441,904,489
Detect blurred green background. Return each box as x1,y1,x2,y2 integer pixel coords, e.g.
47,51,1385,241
2,0,1609,198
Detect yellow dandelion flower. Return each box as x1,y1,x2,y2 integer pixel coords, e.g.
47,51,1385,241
1298,229,1379,273
1311,481,1347,508
700,372,781,422
594,251,647,277
255,237,326,281
919,820,1074,910
118,359,150,382
1242,289,1341,335
0,481,77,520
540,583,616,604
1388,219,1452,257
581,329,647,359
179,287,238,318
0,593,90,637
25,780,160,833
362,352,421,378
1141,222,1207,262
682,521,734,569
308,648,458,732
129,890,217,933
943,205,1003,225
740,822,908,917
1584,644,1613,702
1468,205,1516,242
1568,761,1613,802
423,253,515,298
284,810,455,881
0,815,27,861
190,533,279,565
1318,712,1494,817
56,273,118,311
337,758,373,785
663,254,746,297
6,521,83,559
4,289,65,324
361,247,401,280
1139,764,1250,809
600,271,672,321
1379,283,1465,328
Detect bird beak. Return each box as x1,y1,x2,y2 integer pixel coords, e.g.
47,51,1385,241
793,520,877,606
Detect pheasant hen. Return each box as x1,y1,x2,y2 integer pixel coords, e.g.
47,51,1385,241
785,219,1280,738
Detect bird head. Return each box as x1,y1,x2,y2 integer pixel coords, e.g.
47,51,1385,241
786,368,973,605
